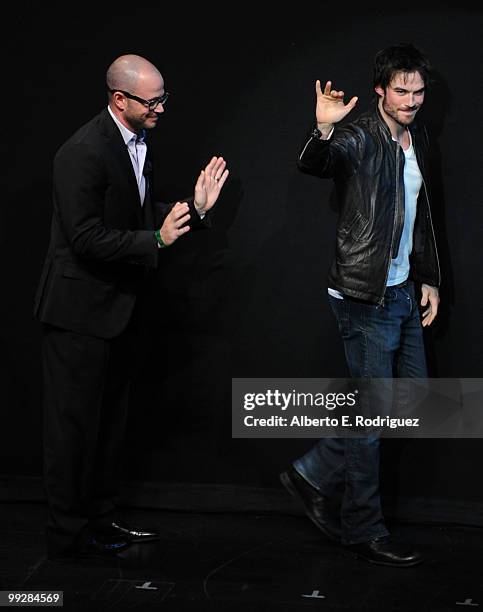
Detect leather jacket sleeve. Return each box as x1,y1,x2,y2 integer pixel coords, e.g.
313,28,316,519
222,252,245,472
297,124,365,180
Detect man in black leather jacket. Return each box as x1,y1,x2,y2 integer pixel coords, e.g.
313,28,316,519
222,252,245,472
280,44,440,567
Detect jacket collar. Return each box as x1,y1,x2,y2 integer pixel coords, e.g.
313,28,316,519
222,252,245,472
98,107,126,142
97,108,145,212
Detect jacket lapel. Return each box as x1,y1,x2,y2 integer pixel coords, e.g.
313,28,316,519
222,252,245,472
142,158,155,230
99,109,144,221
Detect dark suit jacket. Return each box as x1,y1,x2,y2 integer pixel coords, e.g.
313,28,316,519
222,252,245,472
34,108,202,338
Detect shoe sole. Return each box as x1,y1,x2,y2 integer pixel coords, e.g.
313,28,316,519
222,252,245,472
280,471,339,542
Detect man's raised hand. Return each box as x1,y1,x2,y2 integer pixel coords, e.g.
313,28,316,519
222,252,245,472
194,156,229,215
315,80,358,133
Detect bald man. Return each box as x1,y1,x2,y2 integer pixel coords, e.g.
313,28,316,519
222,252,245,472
34,55,229,560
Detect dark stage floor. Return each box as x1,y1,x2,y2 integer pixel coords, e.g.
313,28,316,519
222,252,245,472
0,502,482,611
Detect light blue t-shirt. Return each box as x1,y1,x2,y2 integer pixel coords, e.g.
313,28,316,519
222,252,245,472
387,132,422,285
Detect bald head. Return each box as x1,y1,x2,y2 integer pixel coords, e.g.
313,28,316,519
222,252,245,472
107,54,165,133
106,54,162,93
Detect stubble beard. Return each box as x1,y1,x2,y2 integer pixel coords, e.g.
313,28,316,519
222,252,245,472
383,100,419,127
129,113,158,132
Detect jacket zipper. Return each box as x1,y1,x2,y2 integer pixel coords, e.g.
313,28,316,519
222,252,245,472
299,137,313,160
379,143,401,306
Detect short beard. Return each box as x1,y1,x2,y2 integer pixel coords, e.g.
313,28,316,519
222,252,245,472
383,101,416,127
126,111,157,132
129,115,149,132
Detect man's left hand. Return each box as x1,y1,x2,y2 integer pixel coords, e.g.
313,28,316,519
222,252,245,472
194,156,229,215
420,284,439,327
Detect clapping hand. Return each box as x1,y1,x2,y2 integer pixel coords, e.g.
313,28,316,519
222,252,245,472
194,156,229,215
159,202,191,246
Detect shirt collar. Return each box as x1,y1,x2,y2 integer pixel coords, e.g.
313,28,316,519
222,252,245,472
107,105,145,145
391,128,412,148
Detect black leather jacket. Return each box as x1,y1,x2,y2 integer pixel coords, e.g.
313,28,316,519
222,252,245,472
298,104,440,305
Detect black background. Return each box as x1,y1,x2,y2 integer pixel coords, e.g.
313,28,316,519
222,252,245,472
2,3,482,517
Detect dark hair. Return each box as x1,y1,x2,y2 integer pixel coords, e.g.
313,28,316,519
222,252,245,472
373,43,432,90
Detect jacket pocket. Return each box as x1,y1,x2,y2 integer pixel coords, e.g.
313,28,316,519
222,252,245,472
339,209,370,242
61,264,114,286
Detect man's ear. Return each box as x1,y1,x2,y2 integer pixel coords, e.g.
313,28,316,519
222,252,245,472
111,92,127,111
374,85,384,98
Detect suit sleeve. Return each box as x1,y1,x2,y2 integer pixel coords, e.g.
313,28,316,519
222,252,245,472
54,143,158,263
152,197,212,230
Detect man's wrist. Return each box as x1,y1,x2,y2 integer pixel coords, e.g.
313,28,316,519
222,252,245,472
194,202,206,218
154,229,167,248
316,123,334,139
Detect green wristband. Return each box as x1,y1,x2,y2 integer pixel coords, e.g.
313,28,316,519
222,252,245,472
154,229,167,248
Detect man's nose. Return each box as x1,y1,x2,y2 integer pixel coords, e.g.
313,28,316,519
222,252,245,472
407,93,416,107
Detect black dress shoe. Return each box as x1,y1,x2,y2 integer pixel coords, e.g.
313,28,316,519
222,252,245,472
346,536,423,567
75,533,132,559
280,467,340,542
110,520,160,543
48,532,132,562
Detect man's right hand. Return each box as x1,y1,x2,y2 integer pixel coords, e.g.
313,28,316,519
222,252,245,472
159,202,191,246
315,80,358,137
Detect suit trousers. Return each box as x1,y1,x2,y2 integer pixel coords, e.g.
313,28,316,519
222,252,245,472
41,322,136,557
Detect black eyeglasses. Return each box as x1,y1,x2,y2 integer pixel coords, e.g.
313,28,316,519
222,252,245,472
110,89,170,111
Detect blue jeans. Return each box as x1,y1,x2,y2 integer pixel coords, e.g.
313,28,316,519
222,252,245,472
294,281,427,545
